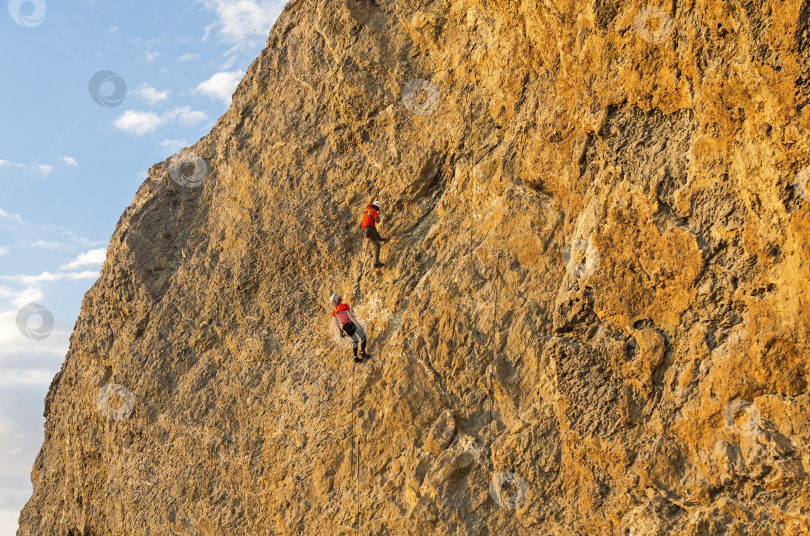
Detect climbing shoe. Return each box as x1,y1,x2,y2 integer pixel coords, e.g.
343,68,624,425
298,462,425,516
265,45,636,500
353,356,363,363
361,351,370,360
374,262,385,268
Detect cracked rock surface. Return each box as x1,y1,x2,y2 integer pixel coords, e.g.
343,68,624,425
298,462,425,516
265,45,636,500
19,0,810,534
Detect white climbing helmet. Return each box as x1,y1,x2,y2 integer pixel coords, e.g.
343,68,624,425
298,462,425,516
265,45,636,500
371,200,380,208
330,293,341,306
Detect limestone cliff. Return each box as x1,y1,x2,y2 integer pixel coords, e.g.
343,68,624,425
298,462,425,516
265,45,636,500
18,0,810,534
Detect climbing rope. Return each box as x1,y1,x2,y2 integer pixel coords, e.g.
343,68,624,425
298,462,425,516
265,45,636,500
486,252,503,533
351,356,358,501
486,369,493,532
356,383,360,503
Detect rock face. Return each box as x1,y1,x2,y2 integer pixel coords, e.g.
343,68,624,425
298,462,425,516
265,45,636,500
18,0,810,534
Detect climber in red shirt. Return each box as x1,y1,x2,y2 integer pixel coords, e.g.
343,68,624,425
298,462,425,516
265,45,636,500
331,293,367,363
360,189,389,268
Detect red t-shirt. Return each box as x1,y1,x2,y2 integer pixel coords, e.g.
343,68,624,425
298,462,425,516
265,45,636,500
332,304,352,324
361,204,378,228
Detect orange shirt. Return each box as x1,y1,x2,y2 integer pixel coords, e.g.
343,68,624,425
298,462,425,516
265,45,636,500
361,204,378,228
332,304,351,324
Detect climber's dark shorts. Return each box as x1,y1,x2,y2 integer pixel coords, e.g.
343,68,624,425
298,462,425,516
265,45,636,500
342,321,356,336
342,321,366,354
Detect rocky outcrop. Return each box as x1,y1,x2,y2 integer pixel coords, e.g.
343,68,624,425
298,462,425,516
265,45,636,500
19,0,810,534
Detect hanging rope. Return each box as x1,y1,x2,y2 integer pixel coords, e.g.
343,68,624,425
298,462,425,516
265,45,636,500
351,357,356,498
356,415,360,500
486,369,493,532
355,348,362,511
484,253,498,532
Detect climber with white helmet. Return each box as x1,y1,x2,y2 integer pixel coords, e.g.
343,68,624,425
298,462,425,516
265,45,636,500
360,189,389,268
330,293,367,363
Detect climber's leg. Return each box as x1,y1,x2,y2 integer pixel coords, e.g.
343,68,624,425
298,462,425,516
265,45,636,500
353,323,367,357
351,339,359,356
366,227,381,266
370,225,388,243
349,327,363,362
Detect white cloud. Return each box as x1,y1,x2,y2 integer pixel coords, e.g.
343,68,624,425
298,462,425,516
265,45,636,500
39,227,99,249
201,0,283,49
0,271,100,308
59,248,106,270
195,71,244,103
0,160,20,169
143,52,159,63
179,53,200,62
0,209,24,225
114,107,209,136
0,160,55,178
0,285,18,299
173,106,208,125
34,164,53,177
0,368,58,387
1,271,101,287
0,311,70,360
161,139,189,153
9,287,42,308
28,241,64,250
0,214,103,328
135,84,170,106
221,55,237,70
107,26,119,33
113,110,164,136
59,156,78,167
0,160,29,172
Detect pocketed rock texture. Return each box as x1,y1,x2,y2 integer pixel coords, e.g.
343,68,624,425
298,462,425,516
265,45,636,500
18,0,810,534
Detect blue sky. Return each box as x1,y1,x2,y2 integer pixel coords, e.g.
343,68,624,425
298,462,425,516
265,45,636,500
0,1,289,532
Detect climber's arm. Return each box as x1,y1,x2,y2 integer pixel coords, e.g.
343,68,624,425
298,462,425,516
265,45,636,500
333,314,346,337
369,189,378,206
